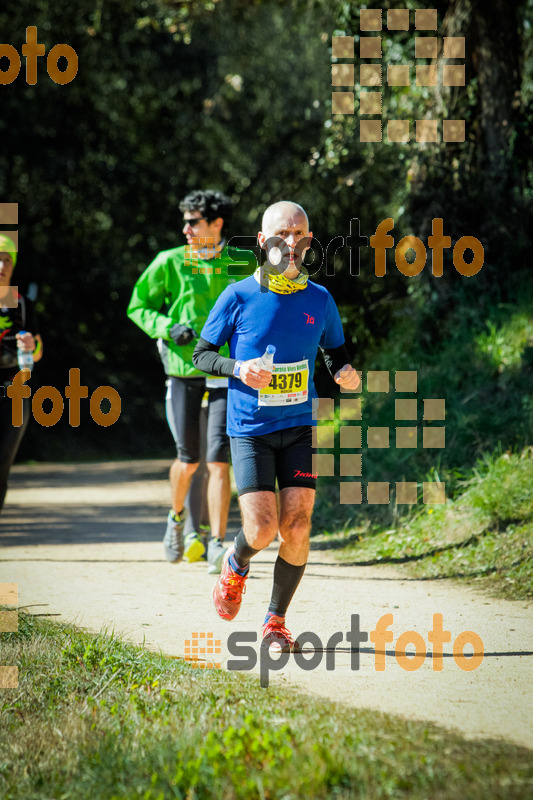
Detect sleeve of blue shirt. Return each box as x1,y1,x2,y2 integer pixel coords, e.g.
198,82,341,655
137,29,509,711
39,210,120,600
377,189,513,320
319,291,345,350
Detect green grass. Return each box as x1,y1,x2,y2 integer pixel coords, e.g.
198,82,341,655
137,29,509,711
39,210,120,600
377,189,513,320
1,613,532,800
327,449,533,600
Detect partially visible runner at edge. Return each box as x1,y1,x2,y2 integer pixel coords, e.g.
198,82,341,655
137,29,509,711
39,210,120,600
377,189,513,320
193,201,360,651
0,234,43,513
127,190,256,574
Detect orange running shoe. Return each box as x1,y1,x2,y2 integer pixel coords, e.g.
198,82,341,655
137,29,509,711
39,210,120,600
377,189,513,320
212,546,248,620
262,615,301,653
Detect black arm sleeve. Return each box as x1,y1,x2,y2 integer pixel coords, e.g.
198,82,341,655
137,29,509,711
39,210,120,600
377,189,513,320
320,343,351,378
192,337,236,378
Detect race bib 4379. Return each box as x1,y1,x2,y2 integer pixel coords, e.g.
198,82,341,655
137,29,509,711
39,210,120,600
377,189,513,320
258,360,308,406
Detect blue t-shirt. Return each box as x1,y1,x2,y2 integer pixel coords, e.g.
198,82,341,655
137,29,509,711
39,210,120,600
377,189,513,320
201,276,345,436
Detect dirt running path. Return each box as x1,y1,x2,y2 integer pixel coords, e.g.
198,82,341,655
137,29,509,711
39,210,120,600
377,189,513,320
1,461,532,750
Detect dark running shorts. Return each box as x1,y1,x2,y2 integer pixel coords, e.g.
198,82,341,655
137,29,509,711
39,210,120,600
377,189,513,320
230,425,316,496
165,376,229,463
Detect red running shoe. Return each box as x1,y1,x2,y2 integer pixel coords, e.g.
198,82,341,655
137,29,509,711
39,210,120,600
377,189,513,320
262,615,301,653
212,546,248,620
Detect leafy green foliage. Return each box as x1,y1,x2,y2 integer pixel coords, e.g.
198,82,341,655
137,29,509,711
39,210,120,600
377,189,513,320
313,274,533,541
0,0,529,467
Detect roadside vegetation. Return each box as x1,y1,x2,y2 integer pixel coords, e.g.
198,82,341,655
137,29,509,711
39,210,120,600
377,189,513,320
314,449,533,601
312,280,533,601
1,613,532,800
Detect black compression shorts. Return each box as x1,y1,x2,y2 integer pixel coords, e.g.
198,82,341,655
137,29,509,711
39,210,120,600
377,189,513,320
165,376,229,463
230,425,316,496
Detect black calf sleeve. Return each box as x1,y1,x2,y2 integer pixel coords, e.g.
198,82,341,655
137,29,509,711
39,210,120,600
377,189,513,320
268,556,307,617
233,528,260,569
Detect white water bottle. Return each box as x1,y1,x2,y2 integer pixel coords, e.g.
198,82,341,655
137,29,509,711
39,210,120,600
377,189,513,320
255,344,276,372
255,345,276,409
17,330,34,372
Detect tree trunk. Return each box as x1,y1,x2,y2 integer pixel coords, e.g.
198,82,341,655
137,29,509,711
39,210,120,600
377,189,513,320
443,0,525,188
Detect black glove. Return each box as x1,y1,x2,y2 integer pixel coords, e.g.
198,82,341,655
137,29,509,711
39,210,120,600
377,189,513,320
169,323,198,346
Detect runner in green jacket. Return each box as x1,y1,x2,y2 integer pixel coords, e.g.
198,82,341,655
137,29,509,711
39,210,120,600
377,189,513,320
127,190,256,572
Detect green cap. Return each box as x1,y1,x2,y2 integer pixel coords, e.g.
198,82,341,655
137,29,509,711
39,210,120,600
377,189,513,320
0,234,17,267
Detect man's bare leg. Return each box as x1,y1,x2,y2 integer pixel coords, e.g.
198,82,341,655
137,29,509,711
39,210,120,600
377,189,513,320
205,461,231,574
237,490,279,551
183,403,208,536
263,486,315,648
277,486,315,565
234,486,314,560
185,463,208,535
206,461,231,541
211,490,278,616
164,459,200,563
169,459,199,515
213,488,314,637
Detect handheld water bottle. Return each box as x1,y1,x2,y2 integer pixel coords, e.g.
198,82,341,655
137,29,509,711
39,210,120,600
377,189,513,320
256,344,276,408
255,344,276,372
17,330,34,372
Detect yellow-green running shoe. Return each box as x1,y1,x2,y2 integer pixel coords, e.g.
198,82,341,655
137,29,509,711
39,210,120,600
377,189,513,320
183,532,206,563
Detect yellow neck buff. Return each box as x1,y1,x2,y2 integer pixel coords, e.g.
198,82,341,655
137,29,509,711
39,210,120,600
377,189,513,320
254,262,308,294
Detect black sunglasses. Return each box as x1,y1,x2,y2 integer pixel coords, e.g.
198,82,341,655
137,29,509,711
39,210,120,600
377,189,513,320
183,217,207,227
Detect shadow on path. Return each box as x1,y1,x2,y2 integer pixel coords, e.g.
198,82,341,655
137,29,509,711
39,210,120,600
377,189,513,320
0,461,241,547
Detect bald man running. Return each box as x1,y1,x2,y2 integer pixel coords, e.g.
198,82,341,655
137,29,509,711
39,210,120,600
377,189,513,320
193,201,360,651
